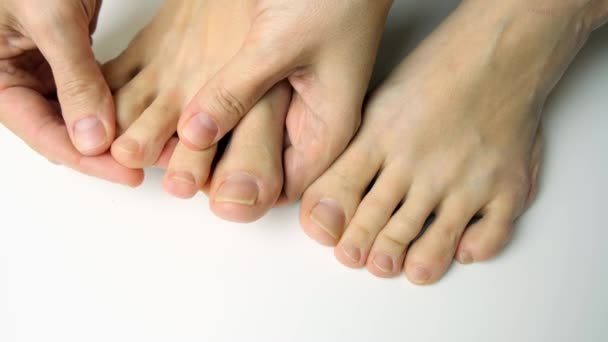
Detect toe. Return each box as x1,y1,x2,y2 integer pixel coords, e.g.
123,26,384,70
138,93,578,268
112,71,158,135
403,194,480,285
456,196,518,264
209,84,291,223
112,91,183,168
300,138,383,247
163,142,217,199
367,183,438,277
102,46,145,92
334,166,410,271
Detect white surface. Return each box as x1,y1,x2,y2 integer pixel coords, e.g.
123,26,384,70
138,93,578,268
1,1,607,341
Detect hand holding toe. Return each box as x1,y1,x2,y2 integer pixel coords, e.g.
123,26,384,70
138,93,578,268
0,0,141,185
179,0,393,202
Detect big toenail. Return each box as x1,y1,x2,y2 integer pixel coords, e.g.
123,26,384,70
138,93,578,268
73,116,107,153
115,139,140,155
310,200,345,240
410,264,431,284
372,254,395,274
215,173,259,206
457,250,474,265
341,244,362,264
169,170,196,186
183,113,218,148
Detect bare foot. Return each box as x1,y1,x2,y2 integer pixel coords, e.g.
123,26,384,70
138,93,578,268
103,1,290,222
299,0,604,284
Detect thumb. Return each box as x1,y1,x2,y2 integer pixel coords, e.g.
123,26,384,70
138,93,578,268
27,5,115,156
178,40,295,151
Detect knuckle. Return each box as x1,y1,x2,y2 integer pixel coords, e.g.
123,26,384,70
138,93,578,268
208,83,247,123
58,77,105,108
379,230,412,250
396,211,426,231
348,222,376,242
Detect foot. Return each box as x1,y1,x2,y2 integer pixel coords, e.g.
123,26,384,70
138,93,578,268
299,0,598,284
175,0,391,204
103,0,291,222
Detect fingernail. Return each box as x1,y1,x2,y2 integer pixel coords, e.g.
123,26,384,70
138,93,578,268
182,113,218,149
170,171,196,186
310,199,345,240
114,138,140,155
372,254,395,274
410,264,431,284
73,116,107,153
215,173,259,206
341,244,362,264
458,250,474,265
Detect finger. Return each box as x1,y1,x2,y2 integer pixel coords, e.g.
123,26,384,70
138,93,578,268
0,87,143,187
24,4,116,156
178,38,296,151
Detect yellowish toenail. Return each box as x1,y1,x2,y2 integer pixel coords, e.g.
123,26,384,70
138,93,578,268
115,138,140,155
457,250,474,265
372,254,394,274
170,170,196,186
310,199,345,240
215,173,259,206
341,244,361,264
410,264,431,284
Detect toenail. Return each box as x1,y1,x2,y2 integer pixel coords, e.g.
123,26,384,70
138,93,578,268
169,170,196,186
457,250,474,265
215,173,259,206
182,113,218,148
372,254,395,274
309,200,346,240
341,244,362,264
410,264,432,284
115,138,140,155
73,116,107,153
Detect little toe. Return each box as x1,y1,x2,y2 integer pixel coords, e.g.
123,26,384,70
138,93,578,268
456,196,518,264
367,184,438,278
300,138,383,247
209,84,291,223
112,92,183,168
403,195,481,285
163,142,217,199
335,166,410,271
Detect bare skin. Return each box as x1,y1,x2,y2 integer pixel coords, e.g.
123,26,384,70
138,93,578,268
103,1,291,222
176,0,392,205
103,0,390,222
0,0,141,186
300,0,608,285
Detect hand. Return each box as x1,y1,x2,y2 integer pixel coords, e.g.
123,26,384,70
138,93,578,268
0,0,143,186
178,0,392,201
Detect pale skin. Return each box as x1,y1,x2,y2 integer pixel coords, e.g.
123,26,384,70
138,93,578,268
301,0,608,284
102,0,391,222
2,0,607,285
0,0,142,186
103,1,294,222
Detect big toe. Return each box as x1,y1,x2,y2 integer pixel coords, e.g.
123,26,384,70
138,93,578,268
209,84,291,223
299,137,383,247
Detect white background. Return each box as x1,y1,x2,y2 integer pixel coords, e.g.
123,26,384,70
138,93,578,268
1,1,607,341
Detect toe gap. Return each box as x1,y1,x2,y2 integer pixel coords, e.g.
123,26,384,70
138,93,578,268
410,214,436,244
